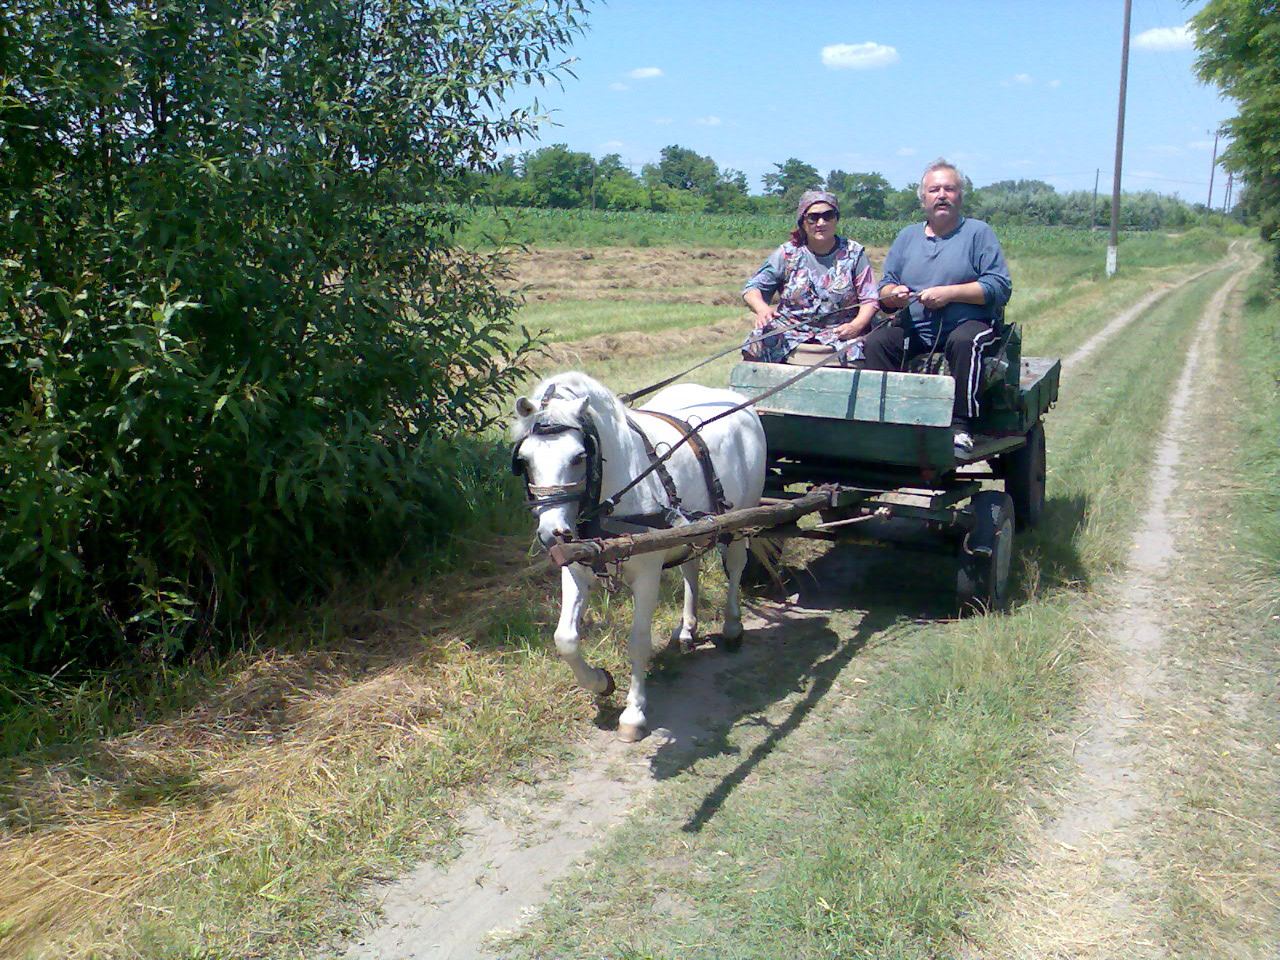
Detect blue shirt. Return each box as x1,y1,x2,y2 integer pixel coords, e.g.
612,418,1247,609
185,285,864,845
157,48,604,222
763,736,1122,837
879,217,1012,346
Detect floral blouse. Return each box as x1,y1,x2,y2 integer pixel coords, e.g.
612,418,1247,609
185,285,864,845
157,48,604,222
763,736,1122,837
740,236,878,364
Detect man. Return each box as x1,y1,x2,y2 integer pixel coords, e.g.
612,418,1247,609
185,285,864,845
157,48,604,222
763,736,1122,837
863,159,1012,453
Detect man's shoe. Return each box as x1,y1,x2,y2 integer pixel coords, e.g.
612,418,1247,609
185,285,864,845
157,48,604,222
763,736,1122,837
953,429,974,454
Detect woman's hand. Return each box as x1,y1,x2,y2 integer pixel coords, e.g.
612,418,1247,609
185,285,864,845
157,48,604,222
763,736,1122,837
744,288,778,327
833,302,877,341
753,305,779,328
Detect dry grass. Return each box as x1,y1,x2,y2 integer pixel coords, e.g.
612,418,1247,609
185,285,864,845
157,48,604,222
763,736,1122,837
0,536,594,959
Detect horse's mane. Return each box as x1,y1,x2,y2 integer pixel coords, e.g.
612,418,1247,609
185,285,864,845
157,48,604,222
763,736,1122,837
511,371,626,440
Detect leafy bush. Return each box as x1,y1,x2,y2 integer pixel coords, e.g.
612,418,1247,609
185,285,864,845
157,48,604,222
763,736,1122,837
0,0,584,665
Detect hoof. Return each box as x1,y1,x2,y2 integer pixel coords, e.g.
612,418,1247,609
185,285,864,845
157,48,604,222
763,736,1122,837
719,631,743,653
597,669,616,698
616,722,645,743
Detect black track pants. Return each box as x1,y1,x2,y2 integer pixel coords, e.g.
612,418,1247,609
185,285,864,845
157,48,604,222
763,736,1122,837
861,319,997,424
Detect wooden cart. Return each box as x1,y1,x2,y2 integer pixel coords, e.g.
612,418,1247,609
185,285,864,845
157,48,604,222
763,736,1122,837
726,325,1059,610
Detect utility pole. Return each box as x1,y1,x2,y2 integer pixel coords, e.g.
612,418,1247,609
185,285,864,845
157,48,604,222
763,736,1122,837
1107,0,1133,277
1205,131,1219,226
1225,172,1234,215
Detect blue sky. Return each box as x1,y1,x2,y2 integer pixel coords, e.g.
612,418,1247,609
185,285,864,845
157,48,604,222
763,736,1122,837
522,0,1236,202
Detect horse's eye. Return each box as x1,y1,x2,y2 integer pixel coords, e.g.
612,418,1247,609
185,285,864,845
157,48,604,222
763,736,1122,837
570,452,586,466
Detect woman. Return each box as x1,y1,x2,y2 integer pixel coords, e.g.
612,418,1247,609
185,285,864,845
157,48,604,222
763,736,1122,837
741,190,878,364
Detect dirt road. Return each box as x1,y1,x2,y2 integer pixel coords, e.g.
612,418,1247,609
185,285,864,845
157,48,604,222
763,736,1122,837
344,250,1276,960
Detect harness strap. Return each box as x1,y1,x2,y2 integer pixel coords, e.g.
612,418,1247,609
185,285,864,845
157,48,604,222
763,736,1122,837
625,413,682,516
634,409,732,515
601,343,850,514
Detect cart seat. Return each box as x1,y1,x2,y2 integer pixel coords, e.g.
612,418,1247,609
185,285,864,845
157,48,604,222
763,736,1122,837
785,341,837,366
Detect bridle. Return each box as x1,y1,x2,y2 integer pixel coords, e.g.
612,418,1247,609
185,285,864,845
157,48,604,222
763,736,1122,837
511,410,606,539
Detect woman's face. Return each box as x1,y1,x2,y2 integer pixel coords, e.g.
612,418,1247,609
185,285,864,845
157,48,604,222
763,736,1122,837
801,204,839,245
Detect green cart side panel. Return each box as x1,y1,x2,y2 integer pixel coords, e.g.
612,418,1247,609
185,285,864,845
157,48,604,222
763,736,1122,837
758,412,955,471
728,362,954,426
729,355,1061,471
979,357,1061,434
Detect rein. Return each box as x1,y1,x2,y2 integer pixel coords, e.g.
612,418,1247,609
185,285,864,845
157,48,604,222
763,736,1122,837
593,341,857,520
618,311,848,406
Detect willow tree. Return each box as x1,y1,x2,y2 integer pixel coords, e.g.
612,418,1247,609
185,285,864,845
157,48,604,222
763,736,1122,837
0,0,586,663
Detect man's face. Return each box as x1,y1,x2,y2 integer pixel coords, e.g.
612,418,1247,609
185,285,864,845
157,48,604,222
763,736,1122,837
921,169,963,219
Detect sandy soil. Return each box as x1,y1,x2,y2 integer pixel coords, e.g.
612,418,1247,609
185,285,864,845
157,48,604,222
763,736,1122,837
342,248,1264,960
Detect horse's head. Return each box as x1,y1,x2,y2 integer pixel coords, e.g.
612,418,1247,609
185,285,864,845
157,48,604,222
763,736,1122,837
511,389,603,548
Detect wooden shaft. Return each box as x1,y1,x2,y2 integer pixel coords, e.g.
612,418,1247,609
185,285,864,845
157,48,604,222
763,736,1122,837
547,486,837,567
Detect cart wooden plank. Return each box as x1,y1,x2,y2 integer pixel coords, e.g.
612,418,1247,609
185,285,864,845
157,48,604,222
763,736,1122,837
729,362,954,426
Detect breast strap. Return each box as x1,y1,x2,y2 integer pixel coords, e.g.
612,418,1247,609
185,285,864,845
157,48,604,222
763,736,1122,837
632,409,731,517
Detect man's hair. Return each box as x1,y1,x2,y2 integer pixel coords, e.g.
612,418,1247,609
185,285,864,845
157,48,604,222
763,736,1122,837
916,158,971,201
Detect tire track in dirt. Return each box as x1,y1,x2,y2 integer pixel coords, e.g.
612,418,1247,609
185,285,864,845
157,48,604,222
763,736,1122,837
1064,244,1242,372
965,257,1255,958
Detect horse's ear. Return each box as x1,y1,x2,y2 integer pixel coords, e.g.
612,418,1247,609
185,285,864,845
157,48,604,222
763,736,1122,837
568,396,589,419
515,396,536,418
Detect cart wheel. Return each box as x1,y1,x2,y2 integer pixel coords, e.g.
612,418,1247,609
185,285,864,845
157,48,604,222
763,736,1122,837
957,491,1015,614
999,421,1046,530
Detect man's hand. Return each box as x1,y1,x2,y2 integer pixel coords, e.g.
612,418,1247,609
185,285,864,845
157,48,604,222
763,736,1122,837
879,284,911,311
916,286,954,310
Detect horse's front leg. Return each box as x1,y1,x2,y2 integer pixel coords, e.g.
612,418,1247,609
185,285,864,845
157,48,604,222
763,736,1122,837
672,556,700,652
719,537,749,652
554,564,614,697
618,557,664,742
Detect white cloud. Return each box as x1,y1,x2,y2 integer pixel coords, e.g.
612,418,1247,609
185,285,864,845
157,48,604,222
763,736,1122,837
821,42,899,70
599,140,624,151
1188,139,1216,150
627,66,663,80
693,116,722,126
609,82,630,91
1134,24,1194,51
1001,73,1034,87
653,117,674,126
897,147,917,157
1048,79,1062,88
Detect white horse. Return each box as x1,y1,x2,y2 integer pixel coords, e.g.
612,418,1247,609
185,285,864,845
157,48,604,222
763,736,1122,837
511,371,767,742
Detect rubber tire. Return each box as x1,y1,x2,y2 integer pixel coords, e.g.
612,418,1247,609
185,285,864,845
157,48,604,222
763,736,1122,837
957,490,1015,614
1000,421,1046,530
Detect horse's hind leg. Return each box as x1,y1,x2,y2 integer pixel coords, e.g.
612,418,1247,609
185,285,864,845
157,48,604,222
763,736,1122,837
672,557,700,653
719,537,749,652
554,564,614,697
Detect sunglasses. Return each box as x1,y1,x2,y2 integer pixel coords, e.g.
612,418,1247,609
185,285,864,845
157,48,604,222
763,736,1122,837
804,209,839,224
